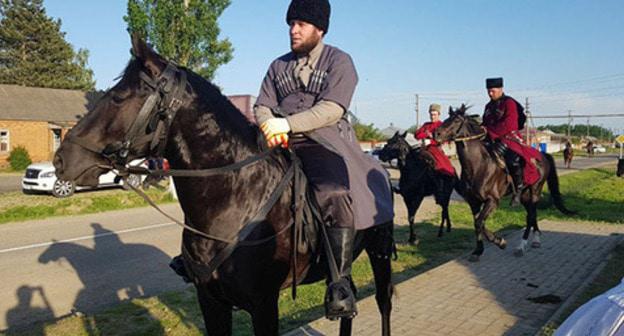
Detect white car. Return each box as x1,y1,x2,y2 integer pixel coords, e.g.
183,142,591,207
593,145,607,153
22,161,144,198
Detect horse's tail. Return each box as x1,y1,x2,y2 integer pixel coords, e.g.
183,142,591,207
544,153,576,215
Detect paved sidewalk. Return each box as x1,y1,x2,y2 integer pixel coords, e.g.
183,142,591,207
286,221,624,336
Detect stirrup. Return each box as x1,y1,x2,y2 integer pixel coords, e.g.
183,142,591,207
324,278,357,320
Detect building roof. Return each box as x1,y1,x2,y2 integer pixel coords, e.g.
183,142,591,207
0,84,101,123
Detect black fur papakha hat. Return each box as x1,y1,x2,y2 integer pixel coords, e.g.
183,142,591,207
286,0,331,35
486,77,504,89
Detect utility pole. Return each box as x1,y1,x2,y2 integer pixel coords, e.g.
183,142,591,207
567,110,572,138
525,97,530,145
415,94,420,129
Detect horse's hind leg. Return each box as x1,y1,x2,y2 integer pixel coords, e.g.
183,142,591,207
516,202,538,256
366,223,394,336
196,285,232,336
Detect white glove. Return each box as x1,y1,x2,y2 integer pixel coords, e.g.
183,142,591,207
423,139,432,146
260,118,291,139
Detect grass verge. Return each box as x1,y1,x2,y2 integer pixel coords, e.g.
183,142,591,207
0,187,176,225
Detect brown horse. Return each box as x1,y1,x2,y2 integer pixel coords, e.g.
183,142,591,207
563,142,574,169
52,36,394,336
433,105,575,261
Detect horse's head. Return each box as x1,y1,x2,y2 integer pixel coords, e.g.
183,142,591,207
54,35,187,186
434,104,482,142
378,131,410,163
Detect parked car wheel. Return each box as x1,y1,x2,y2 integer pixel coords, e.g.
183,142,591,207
122,174,142,190
52,180,75,198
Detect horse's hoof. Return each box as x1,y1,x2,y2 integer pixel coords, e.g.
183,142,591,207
468,254,480,262
531,241,541,248
514,248,525,257
437,232,443,238
498,238,507,250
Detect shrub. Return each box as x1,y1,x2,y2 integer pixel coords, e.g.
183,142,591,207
8,146,32,171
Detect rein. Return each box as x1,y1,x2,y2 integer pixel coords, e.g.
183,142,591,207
454,131,487,142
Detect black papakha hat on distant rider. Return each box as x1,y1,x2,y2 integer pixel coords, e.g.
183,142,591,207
286,0,331,35
486,77,504,89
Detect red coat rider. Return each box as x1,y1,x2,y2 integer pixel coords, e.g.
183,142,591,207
483,77,542,206
414,104,456,176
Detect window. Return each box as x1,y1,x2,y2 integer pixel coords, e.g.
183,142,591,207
0,130,8,153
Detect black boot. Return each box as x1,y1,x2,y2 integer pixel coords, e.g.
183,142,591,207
324,227,357,320
508,155,525,207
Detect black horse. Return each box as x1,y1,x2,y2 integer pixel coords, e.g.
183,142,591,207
52,36,394,336
434,105,575,261
617,158,624,177
377,132,458,244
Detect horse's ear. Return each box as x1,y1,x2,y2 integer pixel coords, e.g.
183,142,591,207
401,131,407,138
448,106,455,116
130,33,165,78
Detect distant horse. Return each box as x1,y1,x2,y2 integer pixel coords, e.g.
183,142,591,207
563,142,574,169
434,105,575,261
52,36,394,336
377,132,458,244
586,141,594,157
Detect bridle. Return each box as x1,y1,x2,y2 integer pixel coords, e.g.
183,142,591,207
65,63,187,168
59,62,188,191
441,113,487,143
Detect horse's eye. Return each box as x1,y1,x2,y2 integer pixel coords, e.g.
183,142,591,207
111,92,128,104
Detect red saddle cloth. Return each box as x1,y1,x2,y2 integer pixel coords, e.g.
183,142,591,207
415,121,456,176
424,145,456,176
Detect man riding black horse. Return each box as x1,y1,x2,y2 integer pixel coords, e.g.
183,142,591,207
253,0,394,320
483,77,542,206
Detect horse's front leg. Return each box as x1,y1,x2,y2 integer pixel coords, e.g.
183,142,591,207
366,223,393,336
196,284,233,336
250,293,279,336
406,194,424,245
470,198,505,262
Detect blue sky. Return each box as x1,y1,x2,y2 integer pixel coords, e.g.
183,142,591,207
44,0,624,133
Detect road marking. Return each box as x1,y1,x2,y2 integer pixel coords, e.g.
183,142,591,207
0,222,177,254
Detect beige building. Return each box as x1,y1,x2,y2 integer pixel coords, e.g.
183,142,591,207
0,84,99,167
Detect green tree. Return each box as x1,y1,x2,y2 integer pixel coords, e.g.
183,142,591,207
353,123,385,142
0,0,95,90
124,0,233,80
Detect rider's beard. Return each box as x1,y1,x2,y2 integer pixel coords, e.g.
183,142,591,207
291,33,321,55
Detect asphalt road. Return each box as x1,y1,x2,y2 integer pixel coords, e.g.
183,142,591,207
0,204,187,331
0,174,21,193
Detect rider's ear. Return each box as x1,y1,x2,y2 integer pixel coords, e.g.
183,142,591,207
130,33,165,78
